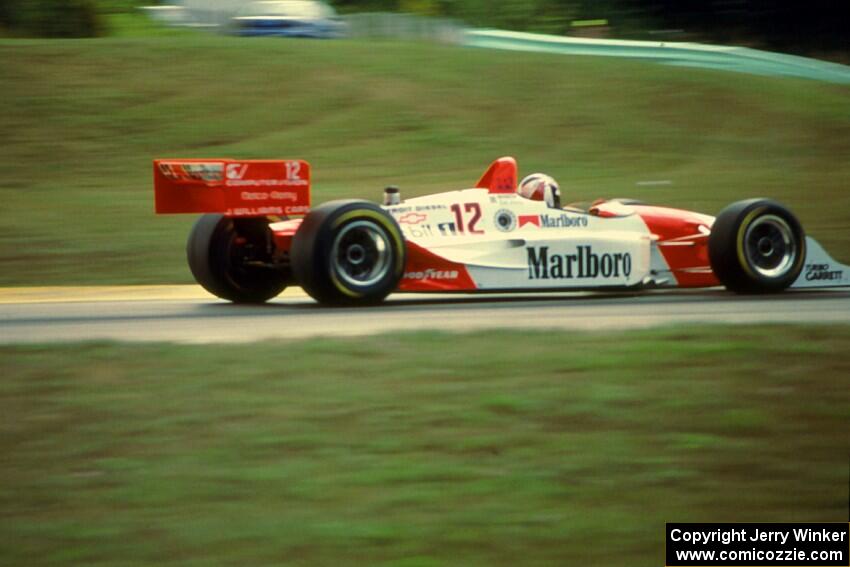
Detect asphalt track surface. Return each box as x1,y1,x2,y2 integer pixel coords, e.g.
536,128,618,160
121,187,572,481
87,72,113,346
1,287,850,343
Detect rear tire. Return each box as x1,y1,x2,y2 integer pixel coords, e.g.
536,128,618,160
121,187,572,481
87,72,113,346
187,214,288,303
291,200,405,306
708,199,805,293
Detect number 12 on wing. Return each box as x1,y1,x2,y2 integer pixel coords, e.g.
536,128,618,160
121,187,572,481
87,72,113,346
450,203,484,234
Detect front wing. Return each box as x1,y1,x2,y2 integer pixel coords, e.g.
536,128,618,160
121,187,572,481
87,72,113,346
791,237,850,288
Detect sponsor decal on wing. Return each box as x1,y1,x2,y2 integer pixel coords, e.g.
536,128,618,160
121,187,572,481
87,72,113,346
154,159,311,216
227,207,287,216
790,238,850,288
158,162,224,183
804,263,844,282
223,161,308,188
225,163,249,180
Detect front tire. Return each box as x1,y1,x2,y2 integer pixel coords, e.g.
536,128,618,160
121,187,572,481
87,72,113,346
291,200,405,306
708,199,805,293
187,214,288,303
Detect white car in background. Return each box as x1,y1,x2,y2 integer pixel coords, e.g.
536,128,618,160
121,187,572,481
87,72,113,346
231,0,347,38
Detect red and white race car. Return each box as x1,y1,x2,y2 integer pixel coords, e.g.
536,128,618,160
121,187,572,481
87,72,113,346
154,157,850,305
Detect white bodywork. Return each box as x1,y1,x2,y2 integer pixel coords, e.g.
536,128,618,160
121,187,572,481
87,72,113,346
269,187,848,293
386,189,657,290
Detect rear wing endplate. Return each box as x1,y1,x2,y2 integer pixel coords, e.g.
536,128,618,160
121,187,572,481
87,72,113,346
154,159,311,217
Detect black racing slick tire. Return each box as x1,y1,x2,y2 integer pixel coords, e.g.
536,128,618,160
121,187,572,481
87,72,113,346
290,200,406,306
708,199,806,294
187,214,288,303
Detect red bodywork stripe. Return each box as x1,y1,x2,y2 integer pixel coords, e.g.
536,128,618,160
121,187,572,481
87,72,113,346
632,205,719,287
398,242,477,292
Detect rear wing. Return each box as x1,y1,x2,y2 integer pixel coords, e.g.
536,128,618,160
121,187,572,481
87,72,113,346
154,159,311,217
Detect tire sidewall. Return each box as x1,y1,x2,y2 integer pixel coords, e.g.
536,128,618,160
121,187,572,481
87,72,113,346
187,214,287,303
292,200,405,305
709,199,805,293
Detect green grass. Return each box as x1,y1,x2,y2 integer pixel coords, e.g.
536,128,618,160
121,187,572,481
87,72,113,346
1,326,849,566
101,12,195,38
0,35,848,285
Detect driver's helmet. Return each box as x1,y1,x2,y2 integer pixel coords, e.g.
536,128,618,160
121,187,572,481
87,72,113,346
518,173,561,209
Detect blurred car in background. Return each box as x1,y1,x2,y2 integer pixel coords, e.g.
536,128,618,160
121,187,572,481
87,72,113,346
230,0,347,38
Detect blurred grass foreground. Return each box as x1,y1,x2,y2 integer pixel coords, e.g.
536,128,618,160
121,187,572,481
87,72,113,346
2,326,850,565
0,31,848,286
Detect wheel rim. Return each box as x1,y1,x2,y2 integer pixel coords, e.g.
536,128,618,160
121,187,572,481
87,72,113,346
331,220,392,288
743,214,797,278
